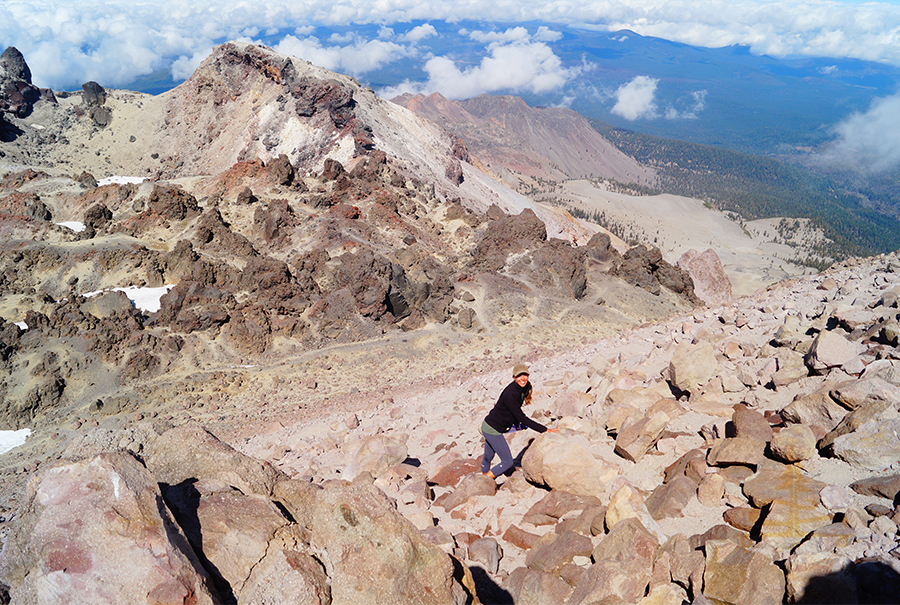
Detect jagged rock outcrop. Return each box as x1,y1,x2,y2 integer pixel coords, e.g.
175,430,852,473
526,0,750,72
0,47,47,119
611,244,701,305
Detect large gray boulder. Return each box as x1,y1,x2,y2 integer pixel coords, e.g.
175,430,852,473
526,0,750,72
144,422,286,497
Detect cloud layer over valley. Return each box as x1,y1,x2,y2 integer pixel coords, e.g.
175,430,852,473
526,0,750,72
5,0,900,95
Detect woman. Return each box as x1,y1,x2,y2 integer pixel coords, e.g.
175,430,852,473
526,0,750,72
481,363,557,479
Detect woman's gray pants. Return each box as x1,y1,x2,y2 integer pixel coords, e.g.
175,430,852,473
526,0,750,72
481,431,513,476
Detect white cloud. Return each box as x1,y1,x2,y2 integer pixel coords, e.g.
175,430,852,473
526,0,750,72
171,47,213,80
380,38,578,100
401,24,438,42
815,94,900,173
3,1,900,91
469,27,531,44
612,76,659,120
274,35,414,76
534,26,563,42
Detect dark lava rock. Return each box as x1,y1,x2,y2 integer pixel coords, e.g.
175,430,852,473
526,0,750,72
266,153,295,186
610,245,700,305
83,203,112,231
0,47,41,118
584,232,623,265
81,81,106,107
253,199,299,245
322,158,345,181
529,239,588,299
471,208,547,272
1,47,31,83
89,106,112,128
236,186,257,205
153,280,235,333
148,184,200,220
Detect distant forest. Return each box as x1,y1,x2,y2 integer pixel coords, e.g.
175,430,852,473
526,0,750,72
591,121,900,261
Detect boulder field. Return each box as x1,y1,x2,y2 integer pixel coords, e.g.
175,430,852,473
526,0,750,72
5,257,900,604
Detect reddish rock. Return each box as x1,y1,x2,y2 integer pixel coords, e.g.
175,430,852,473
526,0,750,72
502,525,541,550
525,530,593,575
723,507,762,532
521,490,601,526
0,453,218,605
429,457,480,487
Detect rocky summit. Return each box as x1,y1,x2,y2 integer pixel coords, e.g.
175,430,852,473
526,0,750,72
1,42,900,605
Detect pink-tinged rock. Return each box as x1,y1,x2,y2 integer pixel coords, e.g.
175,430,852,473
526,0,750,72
468,537,502,575
702,540,785,605
732,406,773,442
645,475,697,520
770,424,816,463
818,485,852,512
502,525,541,550
654,534,704,601
819,394,898,451
439,472,496,510
521,433,619,500
849,473,900,500
604,402,642,435
804,330,859,372
614,411,670,462
606,483,664,541
697,473,726,507
0,452,218,605
525,530,593,575
307,480,463,605
677,248,732,306
666,341,720,394
706,437,766,467
785,552,856,604
792,523,856,556
567,518,658,605
521,490,601,527
742,465,826,508
504,566,573,605
238,527,331,605
429,457,480,487
164,481,289,596
831,419,900,471
723,507,761,533
145,422,284,497
664,449,708,484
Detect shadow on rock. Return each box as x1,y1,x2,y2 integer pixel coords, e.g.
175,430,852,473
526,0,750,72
793,558,900,604
470,565,514,605
161,479,235,604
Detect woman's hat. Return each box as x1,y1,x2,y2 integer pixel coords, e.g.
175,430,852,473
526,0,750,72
513,363,530,377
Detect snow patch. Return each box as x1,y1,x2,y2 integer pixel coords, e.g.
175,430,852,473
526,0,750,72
0,428,31,455
15,321,27,330
56,221,86,232
84,285,175,314
97,176,147,186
